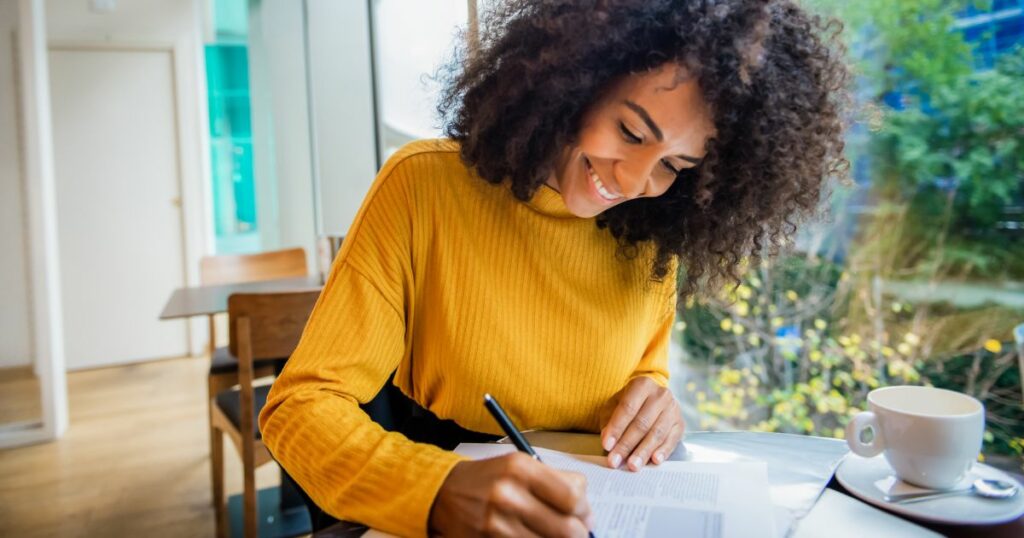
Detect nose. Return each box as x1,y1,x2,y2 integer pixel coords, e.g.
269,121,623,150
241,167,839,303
613,153,659,199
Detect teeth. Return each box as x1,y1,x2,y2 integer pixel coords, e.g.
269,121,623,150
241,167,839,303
586,161,622,201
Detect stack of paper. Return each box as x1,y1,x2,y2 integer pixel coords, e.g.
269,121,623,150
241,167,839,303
454,444,777,538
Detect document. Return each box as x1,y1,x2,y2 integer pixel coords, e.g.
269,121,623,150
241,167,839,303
454,443,777,538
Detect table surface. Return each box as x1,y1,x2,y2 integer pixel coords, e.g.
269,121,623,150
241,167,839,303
158,275,323,319
314,432,1024,538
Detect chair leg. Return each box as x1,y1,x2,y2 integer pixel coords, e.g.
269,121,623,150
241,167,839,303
209,377,223,508
211,426,228,538
243,449,258,538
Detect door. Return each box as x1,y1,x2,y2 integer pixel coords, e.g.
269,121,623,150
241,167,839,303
49,47,188,370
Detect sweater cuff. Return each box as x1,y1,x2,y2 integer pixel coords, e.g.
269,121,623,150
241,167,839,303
402,448,468,537
629,371,669,388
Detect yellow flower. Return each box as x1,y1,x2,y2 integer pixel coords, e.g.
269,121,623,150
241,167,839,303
904,333,920,346
732,324,746,335
891,302,903,313
983,339,1003,354
809,350,823,363
897,342,912,356
814,319,827,330
734,301,750,317
785,290,799,302
737,284,753,300
771,316,784,328
720,318,733,332
747,334,762,347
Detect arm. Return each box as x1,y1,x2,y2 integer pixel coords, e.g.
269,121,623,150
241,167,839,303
599,272,684,471
259,149,463,537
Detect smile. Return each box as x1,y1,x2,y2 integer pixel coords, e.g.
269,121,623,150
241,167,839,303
584,157,623,202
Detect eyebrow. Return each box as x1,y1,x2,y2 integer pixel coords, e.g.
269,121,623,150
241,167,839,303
622,99,703,165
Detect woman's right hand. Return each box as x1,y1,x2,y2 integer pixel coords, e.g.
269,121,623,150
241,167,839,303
429,452,593,537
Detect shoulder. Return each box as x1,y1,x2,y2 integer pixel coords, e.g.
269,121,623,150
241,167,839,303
378,138,466,183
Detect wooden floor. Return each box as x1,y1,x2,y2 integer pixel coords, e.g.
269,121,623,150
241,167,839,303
0,366,44,424
0,356,282,537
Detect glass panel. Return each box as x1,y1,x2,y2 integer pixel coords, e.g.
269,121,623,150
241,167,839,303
372,0,469,157
675,0,1024,474
205,43,259,253
0,0,43,431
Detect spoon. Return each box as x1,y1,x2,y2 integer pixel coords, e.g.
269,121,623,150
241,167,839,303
884,478,1019,504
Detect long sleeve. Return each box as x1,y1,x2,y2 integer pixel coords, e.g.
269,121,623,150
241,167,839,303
258,138,680,535
258,150,465,537
629,264,678,388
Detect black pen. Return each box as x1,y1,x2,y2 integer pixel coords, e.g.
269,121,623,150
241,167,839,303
482,393,596,538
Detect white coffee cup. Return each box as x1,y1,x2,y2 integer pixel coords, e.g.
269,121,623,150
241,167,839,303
845,385,984,490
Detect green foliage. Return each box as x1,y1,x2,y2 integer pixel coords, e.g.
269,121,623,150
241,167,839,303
677,255,1024,469
806,0,1024,278
882,48,1024,230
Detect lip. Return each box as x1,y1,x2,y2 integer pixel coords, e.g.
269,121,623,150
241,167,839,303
583,156,623,203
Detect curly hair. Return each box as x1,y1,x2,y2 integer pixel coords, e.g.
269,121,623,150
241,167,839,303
437,0,849,298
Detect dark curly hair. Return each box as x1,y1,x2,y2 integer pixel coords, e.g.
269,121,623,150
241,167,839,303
437,0,849,298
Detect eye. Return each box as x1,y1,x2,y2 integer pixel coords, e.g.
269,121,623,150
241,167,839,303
661,159,681,175
618,122,642,144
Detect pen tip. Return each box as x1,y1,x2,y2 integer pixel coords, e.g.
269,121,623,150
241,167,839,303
483,393,493,402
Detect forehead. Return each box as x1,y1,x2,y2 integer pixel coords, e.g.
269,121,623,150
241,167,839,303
605,65,716,149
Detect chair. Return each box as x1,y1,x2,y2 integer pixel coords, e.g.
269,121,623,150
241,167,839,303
210,290,321,538
200,247,308,510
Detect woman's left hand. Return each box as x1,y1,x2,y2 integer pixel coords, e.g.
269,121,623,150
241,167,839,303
598,376,684,471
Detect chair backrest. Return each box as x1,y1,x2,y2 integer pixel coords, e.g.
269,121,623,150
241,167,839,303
227,291,321,361
200,247,308,286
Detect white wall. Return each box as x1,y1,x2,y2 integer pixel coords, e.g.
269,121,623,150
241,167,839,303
0,0,35,369
44,0,212,356
306,0,377,237
247,0,316,268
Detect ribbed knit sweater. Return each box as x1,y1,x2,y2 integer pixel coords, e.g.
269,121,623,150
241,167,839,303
259,139,677,537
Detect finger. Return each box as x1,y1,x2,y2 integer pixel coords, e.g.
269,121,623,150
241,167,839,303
600,379,652,454
608,390,670,469
626,410,676,471
494,471,588,538
652,422,685,465
558,471,594,530
515,490,589,538
487,478,546,538
523,463,589,517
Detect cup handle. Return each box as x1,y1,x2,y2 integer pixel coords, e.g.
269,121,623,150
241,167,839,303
846,411,884,457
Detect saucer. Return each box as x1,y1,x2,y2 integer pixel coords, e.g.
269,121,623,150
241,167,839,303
835,454,1024,526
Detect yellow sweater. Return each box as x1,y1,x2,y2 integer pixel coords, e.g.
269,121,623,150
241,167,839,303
259,139,676,537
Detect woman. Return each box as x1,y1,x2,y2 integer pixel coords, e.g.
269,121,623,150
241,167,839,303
260,0,848,536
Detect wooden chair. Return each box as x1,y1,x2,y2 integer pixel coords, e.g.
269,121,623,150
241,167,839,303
200,247,308,510
210,290,320,538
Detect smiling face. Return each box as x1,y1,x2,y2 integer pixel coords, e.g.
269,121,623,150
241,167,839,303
547,64,716,218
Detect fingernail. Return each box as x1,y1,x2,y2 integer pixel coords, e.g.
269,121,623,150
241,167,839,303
610,453,622,468
629,456,642,470
653,452,664,464
603,436,616,451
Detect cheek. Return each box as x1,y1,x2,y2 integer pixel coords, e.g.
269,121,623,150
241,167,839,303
576,122,620,156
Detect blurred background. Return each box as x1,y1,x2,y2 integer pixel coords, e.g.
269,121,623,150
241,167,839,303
670,0,1024,478
0,0,1021,536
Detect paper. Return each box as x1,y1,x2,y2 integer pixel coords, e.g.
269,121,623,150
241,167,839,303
455,444,777,538
676,432,848,537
